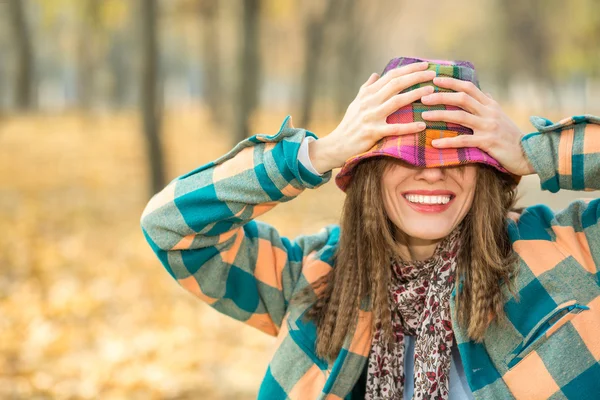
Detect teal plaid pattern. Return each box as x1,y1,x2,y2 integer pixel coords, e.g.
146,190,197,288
142,114,600,399
452,115,600,399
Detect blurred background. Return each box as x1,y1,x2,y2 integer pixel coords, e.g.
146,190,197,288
1,0,599,398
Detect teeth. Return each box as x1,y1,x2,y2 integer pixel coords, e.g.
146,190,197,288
404,194,451,205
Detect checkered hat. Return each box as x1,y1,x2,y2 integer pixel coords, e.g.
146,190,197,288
334,57,522,192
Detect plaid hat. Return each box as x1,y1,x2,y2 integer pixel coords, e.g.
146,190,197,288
334,57,522,192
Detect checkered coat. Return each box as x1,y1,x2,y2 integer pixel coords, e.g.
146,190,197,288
141,114,600,399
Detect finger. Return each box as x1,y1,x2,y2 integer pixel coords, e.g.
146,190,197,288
421,110,486,130
361,73,380,90
377,86,434,117
431,134,483,149
432,77,491,105
368,61,430,93
420,91,486,116
376,70,436,102
379,121,426,138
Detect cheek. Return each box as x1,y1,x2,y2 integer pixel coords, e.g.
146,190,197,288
381,186,395,216
464,187,476,209
462,172,478,206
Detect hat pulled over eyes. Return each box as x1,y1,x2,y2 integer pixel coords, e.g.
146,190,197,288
334,57,522,192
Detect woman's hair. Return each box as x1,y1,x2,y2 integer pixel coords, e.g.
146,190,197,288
295,157,520,362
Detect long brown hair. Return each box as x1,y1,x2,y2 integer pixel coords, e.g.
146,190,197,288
297,157,520,362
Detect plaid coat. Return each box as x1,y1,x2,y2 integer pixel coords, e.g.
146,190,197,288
141,114,600,399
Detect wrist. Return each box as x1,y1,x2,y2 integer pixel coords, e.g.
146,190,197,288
307,135,342,175
519,139,536,176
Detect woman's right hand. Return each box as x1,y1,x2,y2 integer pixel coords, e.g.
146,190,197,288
308,61,436,175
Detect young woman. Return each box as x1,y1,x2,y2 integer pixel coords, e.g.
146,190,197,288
141,57,600,399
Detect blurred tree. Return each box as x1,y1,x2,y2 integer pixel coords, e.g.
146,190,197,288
496,0,560,107
8,0,35,110
108,30,130,108
0,3,8,109
333,0,364,117
101,0,131,109
298,0,343,128
235,0,261,143
140,0,166,194
199,0,223,123
76,0,100,109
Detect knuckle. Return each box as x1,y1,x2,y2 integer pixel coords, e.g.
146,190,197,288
427,92,440,102
400,63,419,73
458,92,469,104
360,85,374,96
391,76,404,87
393,94,405,106
363,108,376,121
366,127,379,141
386,69,403,80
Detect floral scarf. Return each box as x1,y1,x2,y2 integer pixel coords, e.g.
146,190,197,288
365,222,464,399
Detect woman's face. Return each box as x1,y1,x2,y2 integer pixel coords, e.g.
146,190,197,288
381,159,477,242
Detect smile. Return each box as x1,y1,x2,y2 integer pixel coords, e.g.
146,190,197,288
402,194,455,213
403,194,453,204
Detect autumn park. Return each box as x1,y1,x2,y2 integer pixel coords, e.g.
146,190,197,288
1,0,599,398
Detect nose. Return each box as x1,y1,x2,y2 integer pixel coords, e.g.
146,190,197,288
414,167,447,183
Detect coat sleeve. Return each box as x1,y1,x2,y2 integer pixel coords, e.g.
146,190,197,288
140,115,335,336
520,115,600,271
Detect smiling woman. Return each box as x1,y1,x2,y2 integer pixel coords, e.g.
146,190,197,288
141,57,600,399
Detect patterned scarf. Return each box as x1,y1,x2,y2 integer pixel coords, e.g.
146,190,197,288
366,222,464,400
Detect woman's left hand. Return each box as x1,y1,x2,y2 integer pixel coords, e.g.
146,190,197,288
420,77,536,177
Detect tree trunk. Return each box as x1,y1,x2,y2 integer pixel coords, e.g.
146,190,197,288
141,0,166,195
199,0,222,123
77,0,100,109
497,0,559,108
298,0,343,128
235,0,261,144
108,31,129,108
8,0,34,110
333,0,363,117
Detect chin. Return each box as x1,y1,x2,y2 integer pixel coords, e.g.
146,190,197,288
400,219,458,240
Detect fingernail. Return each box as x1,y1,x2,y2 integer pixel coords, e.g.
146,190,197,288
417,122,426,129
431,139,440,145
422,94,432,101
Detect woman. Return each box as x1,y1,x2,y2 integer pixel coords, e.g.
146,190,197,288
141,57,600,399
